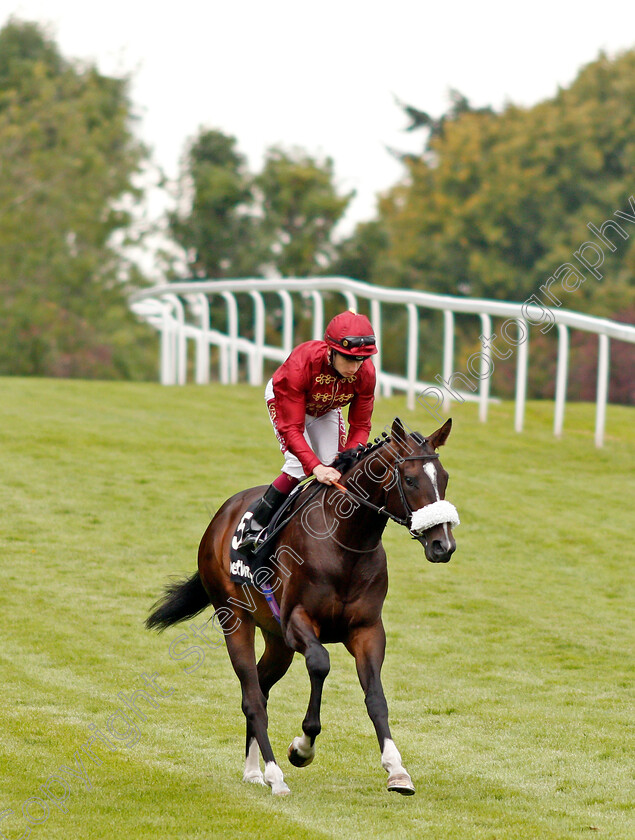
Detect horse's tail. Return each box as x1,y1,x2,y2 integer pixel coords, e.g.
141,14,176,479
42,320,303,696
145,572,210,632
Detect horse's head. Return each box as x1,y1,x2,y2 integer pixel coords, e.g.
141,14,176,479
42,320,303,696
385,417,458,563
333,416,459,562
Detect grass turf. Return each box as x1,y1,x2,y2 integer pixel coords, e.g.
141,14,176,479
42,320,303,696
0,377,633,839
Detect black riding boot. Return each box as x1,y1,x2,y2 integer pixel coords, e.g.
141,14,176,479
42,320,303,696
237,484,288,550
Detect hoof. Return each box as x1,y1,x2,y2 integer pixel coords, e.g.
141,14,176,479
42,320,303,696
387,773,415,796
288,741,314,768
243,770,266,785
272,782,292,796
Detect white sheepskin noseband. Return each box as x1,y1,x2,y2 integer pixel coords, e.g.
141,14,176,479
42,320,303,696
410,500,460,533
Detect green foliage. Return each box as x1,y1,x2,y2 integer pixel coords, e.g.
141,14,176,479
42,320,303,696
168,129,265,279
326,219,391,283
256,147,353,276
170,133,354,279
0,19,154,379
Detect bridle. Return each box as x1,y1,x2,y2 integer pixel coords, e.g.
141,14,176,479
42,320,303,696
331,451,442,532
390,454,441,529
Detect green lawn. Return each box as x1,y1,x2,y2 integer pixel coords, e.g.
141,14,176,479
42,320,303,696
0,377,633,840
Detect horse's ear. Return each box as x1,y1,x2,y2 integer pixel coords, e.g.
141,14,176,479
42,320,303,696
390,417,409,452
427,418,452,450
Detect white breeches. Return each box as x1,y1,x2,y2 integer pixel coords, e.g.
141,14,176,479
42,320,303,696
264,379,344,479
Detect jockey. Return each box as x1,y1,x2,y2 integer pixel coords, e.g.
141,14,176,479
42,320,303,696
238,310,378,550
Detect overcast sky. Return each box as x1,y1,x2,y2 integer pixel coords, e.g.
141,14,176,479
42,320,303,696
5,0,635,244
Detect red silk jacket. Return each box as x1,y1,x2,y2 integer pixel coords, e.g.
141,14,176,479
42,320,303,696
271,340,376,475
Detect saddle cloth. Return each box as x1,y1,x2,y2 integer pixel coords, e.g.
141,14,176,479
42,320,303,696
229,484,305,586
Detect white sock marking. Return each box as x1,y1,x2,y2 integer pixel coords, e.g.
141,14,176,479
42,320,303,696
381,738,407,776
264,761,290,795
243,738,265,784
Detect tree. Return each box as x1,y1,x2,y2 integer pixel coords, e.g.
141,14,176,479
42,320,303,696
0,19,153,378
168,129,265,279
169,136,354,280
327,219,391,283
256,147,354,276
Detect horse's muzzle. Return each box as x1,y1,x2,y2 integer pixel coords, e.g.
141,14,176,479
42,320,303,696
427,536,455,563
415,528,456,563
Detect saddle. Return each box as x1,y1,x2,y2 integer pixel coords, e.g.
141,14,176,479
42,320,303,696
229,481,316,587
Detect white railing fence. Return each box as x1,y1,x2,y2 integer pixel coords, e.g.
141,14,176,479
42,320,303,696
129,277,635,448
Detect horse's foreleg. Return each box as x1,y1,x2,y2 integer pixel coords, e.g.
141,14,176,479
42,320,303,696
346,622,415,796
284,606,330,767
244,630,295,784
224,619,290,795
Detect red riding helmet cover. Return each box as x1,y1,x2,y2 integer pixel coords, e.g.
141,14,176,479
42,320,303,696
324,311,378,357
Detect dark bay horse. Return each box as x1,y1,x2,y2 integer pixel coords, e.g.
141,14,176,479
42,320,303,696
146,417,459,796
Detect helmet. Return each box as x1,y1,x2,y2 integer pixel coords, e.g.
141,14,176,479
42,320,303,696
324,311,377,357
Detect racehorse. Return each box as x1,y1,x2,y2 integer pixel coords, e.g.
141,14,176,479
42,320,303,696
146,417,459,796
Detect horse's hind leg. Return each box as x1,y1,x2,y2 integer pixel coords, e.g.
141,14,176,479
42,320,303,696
224,618,291,795
346,621,415,796
285,606,330,768
244,630,295,785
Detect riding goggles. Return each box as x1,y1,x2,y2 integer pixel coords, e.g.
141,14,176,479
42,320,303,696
328,334,376,350
340,335,375,349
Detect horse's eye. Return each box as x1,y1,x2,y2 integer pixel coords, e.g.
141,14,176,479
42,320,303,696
404,476,415,487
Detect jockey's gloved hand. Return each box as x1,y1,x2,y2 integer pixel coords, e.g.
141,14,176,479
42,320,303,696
313,464,341,485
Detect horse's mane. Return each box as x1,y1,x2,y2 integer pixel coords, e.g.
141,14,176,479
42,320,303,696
331,429,431,474
330,441,384,473
330,429,427,476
